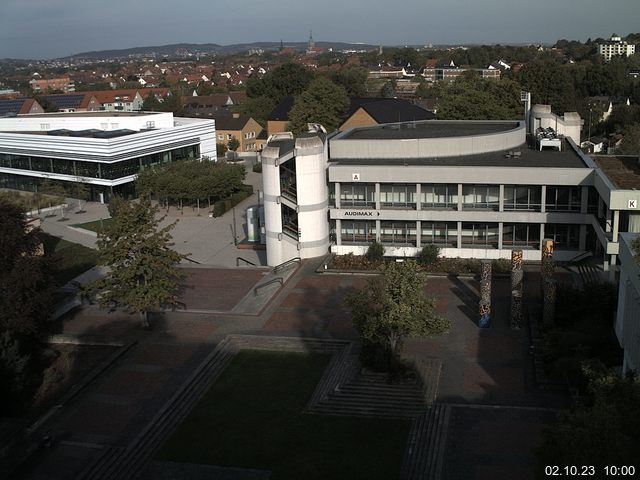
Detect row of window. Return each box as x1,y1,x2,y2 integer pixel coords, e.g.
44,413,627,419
336,183,595,213
339,220,581,250
0,145,199,180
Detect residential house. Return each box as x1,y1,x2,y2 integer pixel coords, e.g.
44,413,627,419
0,98,44,117
181,92,246,117
214,114,264,152
339,98,436,131
29,77,75,93
38,93,101,112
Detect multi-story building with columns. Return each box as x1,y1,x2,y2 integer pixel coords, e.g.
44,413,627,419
260,107,640,271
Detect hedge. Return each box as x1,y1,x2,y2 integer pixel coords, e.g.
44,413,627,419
212,185,253,217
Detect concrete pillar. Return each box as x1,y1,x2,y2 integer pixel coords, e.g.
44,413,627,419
499,184,505,212
375,183,380,210
579,224,587,251
375,219,381,242
605,208,612,233
457,221,463,249
457,184,463,211
335,182,341,208
415,183,421,211
335,219,341,246
539,223,545,254
498,222,504,250
540,185,546,213
613,210,620,241
416,220,422,248
609,254,617,282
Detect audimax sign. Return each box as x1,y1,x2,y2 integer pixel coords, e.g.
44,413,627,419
343,210,381,217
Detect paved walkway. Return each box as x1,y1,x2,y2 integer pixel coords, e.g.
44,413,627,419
13,259,567,480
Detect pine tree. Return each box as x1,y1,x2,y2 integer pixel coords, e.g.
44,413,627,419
92,198,187,327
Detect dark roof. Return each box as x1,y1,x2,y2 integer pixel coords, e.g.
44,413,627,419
331,140,587,169
267,139,295,155
214,115,250,130
46,128,137,139
353,98,436,124
342,121,518,140
40,93,87,109
267,96,295,121
0,98,28,116
593,156,640,189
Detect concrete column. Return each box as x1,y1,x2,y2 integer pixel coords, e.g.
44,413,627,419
580,186,589,214
539,223,545,253
606,208,612,233
335,182,341,208
597,196,603,219
457,221,462,248
416,220,422,248
375,219,381,242
499,185,505,212
375,183,381,210
336,219,341,246
579,224,587,251
609,255,617,282
613,210,620,241
415,183,421,211
498,222,503,250
457,184,463,211
540,185,546,213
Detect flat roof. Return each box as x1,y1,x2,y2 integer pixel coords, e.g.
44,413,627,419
341,121,521,140
331,139,588,169
593,155,640,189
17,111,162,118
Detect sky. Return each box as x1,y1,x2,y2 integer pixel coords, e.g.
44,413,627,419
1,0,639,59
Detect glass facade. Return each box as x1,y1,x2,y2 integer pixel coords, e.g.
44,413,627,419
421,184,457,209
421,222,457,246
379,184,416,208
546,186,581,212
461,185,500,210
340,183,376,208
340,220,376,244
504,185,542,211
379,221,417,246
460,223,499,248
546,224,580,250
502,223,541,248
0,144,199,181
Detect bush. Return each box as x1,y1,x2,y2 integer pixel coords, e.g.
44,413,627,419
366,241,385,262
211,185,254,218
417,244,440,265
217,142,228,156
491,258,511,274
252,161,262,173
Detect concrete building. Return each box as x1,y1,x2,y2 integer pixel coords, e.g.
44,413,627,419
260,106,640,270
0,111,216,201
614,233,640,376
598,34,636,62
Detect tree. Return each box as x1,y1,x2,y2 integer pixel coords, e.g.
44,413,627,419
227,137,240,152
287,77,349,134
246,63,314,103
346,261,450,371
436,73,523,120
238,96,275,126
331,66,368,97
617,123,640,155
518,60,578,113
92,198,187,327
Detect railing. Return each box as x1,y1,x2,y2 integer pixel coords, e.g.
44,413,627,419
236,257,257,267
274,257,301,274
183,256,202,264
254,277,283,295
568,251,593,264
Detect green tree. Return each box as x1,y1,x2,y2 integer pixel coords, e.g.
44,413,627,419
287,77,349,134
437,73,523,120
366,241,385,262
518,59,578,113
617,123,640,155
331,66,368,97
92,198,187,327
246,63,314,103
239,96,275,126
227,137,240,152
536,362,640,477
346,261,450,370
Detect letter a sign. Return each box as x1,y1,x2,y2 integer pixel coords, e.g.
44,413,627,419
352,173,360,181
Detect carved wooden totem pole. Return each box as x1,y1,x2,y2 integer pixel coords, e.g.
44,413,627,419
479,260,492,328
541,238,556,325
510,249,524,329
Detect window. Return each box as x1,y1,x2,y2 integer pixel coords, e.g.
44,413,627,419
504,185,541,211
421,222,457,246
341,220,376,244
281,204,298,239
380,221,417,246
421,184,457,209
40,123,50,131
340,183,375,208
546,224,580,250
502,224,540,248
218,135,224,140
546,186,581,212
379,184,416,208
227,134,233,140
460,223,499,248
51,158,75,175
462,185,499,210
30,156,52,173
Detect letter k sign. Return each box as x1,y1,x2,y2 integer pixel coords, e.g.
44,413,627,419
629,199,637,209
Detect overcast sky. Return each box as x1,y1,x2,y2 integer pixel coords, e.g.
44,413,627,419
1,0,638,59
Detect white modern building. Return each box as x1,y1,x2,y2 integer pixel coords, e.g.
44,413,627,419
0,111,216,201
598,34,636,62
614,233,640,376
261,106,640,269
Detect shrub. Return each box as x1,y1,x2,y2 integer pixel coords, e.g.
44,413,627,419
252,161,262,173
491,258,511,274
216,142,228,156
365,241,385,262
417,244,440,265
211,185,253,217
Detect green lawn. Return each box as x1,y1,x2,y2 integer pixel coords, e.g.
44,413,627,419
156,350,410,480
41,233,98,285
72,217,113,233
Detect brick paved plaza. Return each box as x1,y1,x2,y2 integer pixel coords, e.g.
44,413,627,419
13,261,566,480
